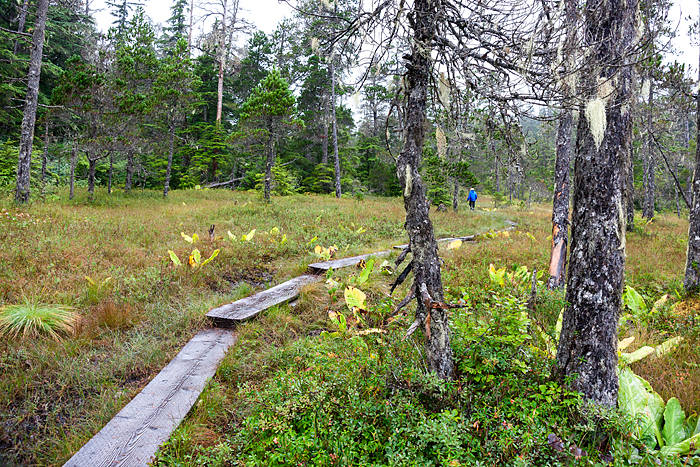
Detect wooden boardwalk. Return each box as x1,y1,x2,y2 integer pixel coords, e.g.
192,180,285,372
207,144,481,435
206,274,323,323
63,328,236,467
63,225,502,466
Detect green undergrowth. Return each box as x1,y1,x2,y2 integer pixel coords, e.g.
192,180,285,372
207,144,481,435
0,189,503,466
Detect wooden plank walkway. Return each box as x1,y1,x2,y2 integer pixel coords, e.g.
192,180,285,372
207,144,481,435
63,328,236,467
308,250,392,272
206,274,323,323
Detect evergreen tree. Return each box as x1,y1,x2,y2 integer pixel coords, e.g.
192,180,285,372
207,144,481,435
239,69,302,202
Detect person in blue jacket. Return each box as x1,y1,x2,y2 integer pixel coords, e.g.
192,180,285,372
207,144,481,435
468,188,477,211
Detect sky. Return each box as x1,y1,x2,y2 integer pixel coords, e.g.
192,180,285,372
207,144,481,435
91,0,295,36
91,0,700,81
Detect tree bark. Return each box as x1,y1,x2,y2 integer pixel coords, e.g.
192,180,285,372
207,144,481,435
215,0,227,124
264,124,274,203
88,154,97,201
15,0,49,204
125,150,134,192
547,109,572,289
322,97,329,164
164,120,175,197
554,0,636,408
683,36,700,292
41,119,49,194
13,0,29,55
108,153,113,194
626,144,635,231
69,142,77,200
642,76,655,219
331,56,341,198
397,0,453,380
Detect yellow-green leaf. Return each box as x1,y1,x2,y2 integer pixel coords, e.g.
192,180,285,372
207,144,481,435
200,249,220,267
168,250,182,266
181,232,193,243
192,248,201,265
344,286,366,312
447,239,462,250
227,230,236,241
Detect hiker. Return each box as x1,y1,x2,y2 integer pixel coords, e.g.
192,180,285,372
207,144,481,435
468,188,477,211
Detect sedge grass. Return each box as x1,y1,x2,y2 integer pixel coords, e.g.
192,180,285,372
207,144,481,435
0,302,80,341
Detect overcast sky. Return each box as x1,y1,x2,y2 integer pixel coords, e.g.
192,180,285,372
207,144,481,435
90,0,700,81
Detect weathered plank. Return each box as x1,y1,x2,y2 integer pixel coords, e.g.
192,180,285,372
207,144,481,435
206,274,322,323
308,250,392,272
63,328,236,467
392,235,476,250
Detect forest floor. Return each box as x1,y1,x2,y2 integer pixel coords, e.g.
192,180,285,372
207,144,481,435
0,188,698,466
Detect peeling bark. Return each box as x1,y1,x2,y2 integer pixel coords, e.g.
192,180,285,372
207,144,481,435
554,0,636,408
547,109,572,289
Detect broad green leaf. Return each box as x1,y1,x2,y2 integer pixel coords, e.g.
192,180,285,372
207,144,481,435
660,432,700,456
270,227,280,235
447,239,462,250
655,336,683,358
181,232,193,243
168,250,182,266
526,232,536,241
358,258,375,285
621,346,655,364
192,233,199,243
306,236,318,245
624,285,647,316
618,367,665,449
192,248,201,265
344,286,366,312
280,234,287,245
663,398,687,447
227,230,236,241
488,264,506,287
200,249,220,267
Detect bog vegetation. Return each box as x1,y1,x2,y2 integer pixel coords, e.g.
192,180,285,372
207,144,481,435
0,190,697,466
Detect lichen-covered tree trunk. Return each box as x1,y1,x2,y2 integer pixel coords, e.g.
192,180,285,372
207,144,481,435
555,0,636,408
15,0,49,203
397,0,453,379
683,46,700,292
547,109,572,289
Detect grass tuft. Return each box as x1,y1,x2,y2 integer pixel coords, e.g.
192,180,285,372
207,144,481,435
0,302,80,341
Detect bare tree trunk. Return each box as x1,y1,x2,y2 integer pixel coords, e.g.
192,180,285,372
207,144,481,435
397,0,453,380
331,57,341,198
41,119,49,194
322,96,329,164
13,0,29,55
555,0,636,408
547,109,572,289
626,144,635,231
164,121,175,197
188,0,194,52
15,0,49,203
88,154,97,202
683,33,700,292
215,0,228,124
642,77,655,219
69,142,77,200
125,150,133,192
108,153,113,194
264,126,274,203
